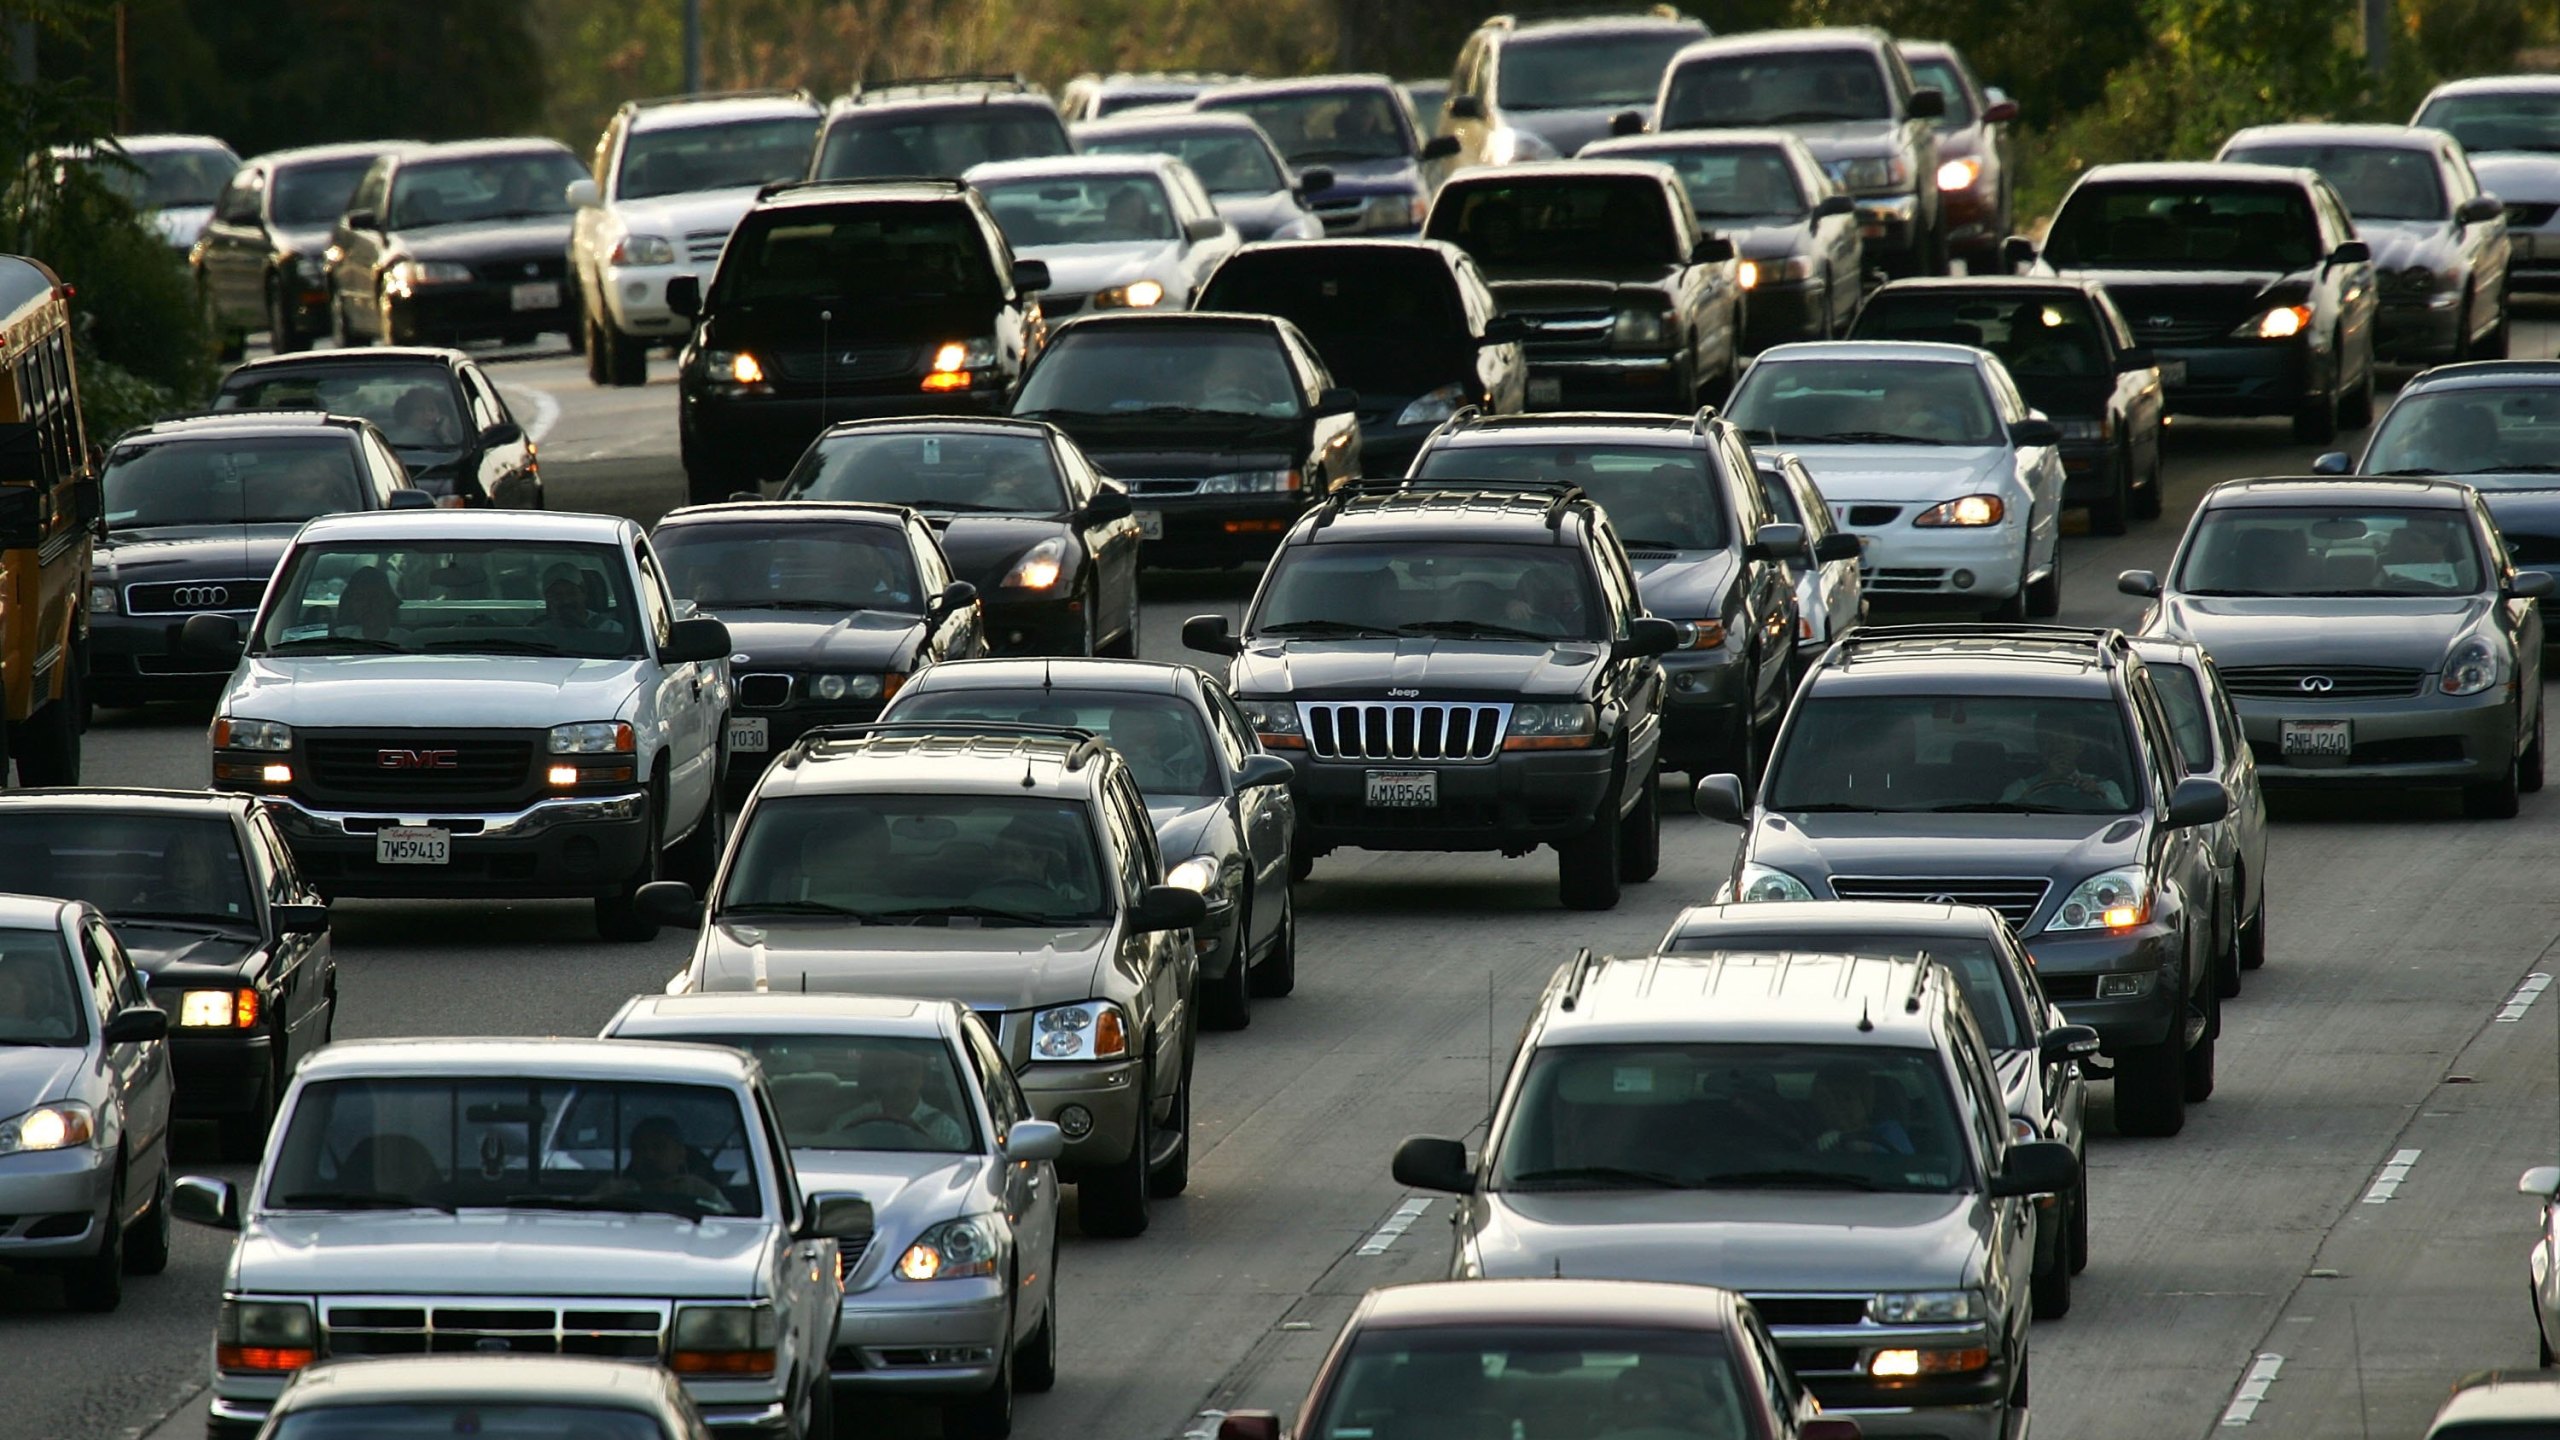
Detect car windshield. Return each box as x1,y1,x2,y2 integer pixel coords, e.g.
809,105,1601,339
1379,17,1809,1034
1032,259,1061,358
0,929,82,1047
656,520,923,614
1415,444,1728,551
96,143,235,208
2042,182,2321,269
1079,129,1284,196
714,206,997,307
0,814,254,926
1497,31,1700,110
889,688,1222,798
216,363,470,452
1198,89,1411,164
1726,359,2003,447
1851,292,2111,380
1631,145,1806,222
1015,327,1302,420
385,151,584,228
781,431,1066,514
1255,540,1607,642
1492,1041,1972,1192
1434,177,1680,266
813,108,1069,180
618,115,818,199
657,1033,979,1154
1765,694,2140,815
103,436,367,529
1662,50,1893,128
269,157,376,227
1905,57,1975,128
2149,663,2217,775
268,1077,761,1217
1194,253,1463,390
270,1406,665,1440
976,172,1178,245
2224,143,2445,221
2416,91,2560,155
1310,1328,1753,1440
256,541,645,660
720,794,1110,926
1660,937,2026,1048
2361,385,2560,483
2173,506,2485,597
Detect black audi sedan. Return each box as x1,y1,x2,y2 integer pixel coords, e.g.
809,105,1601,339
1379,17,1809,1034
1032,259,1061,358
323,138,586,349
773,416,1143,656
880,656,1300,1029
87,412,430,707
0,789,334,1159
213,347,542,508
190,140,415,356
651,499,989,798
1011,310,1363,568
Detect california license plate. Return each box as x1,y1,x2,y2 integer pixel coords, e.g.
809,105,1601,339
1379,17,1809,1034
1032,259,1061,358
1136,510,1164,540
376,826,450,865
2280,720,2351,758
729,717,769,753
1527,376,1563,407
1365,769,1438,807
510,281,561,311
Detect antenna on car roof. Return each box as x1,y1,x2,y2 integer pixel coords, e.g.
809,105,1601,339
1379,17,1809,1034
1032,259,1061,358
1857,1000,1874,1033
1042,659,1053,692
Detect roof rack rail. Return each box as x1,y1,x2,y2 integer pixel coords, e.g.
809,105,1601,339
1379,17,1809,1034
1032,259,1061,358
1313,476,1587,530
849,73,1040,104
798,720,1110,769
1557,947,1599,1011
1828,623,2128,668
625,87,813,111
755,175,960,200
1487,4,1690,26
1689,403,1719,434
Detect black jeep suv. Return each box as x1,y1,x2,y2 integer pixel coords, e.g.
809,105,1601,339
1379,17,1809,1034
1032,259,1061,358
1182,480,1679,909
1695,624,2233,1136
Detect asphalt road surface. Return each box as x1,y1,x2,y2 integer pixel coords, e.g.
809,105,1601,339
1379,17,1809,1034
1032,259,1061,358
13,318,2560,1440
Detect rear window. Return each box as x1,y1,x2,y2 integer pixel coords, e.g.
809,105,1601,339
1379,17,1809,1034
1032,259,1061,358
2044,181,2321,270
2223,143,2444,222
1310,1327,1750,1440
814,106,1069,180
1430,177,1679,266
1195,253,1464,386
715,205,997,306
1766,694,2141,815
1850,291,2111,380
2415,89,2560,155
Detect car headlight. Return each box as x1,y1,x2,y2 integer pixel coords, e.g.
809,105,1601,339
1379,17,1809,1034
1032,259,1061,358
217,1299,317,1373
1003,536,1068,590
1195,469,1301,495
1869,1289,1987,1324
1936,156,1983,192
292,254,327,280
1486,126,1558,165
1506,701,1598,749
1829,156,1909,191
178,988,260,1028
810,673,887,702
2010,1115,2040,1144
1734,863,1813,902
897,1216,1000,1280
931,338,1000,372
1612,306,1669,347
2441,632,2508,696
1093,279,1167,309
1738,255,1811,290
699,349,770,391
1913,495,2005,527
1031,1000,1130,1061
1165,855,1221,894
387,259,472,293
0,1100,96,1154
610,233,676,266
2055,416,2109,442
2238,304,2312,340
670,1303,779,1375
1239,698,1303,743
1396,382,1471,427
2048,867,2149,931
1671,619,1727,651
1369,192,1419,229
213,717,293,752
549,721,636,755
88,582,117,614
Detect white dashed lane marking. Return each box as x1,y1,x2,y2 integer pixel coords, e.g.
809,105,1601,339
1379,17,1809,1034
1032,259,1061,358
2498,973,2552,1022
1357,1196,1434,1256
2218,1353,2284,1426
2362,1148,2422,1204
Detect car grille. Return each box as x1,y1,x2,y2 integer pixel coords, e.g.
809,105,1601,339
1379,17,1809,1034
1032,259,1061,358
1300,701,1510,762
302,732,539,804
1828,876,2050,929
124,578,267,615
1126,477,1203,497
1748,1294,1870,1327
737,673,794,710
2509,202,2559,229
1312,199,1368,233
776,346,918,383
2131,316,2230,346
2220,664,2424,700
472,257,567,284
837,1234,874,1283
685,229,730,263
1845,505,1902,528
323,1300,666,1358
1517,308,1614,353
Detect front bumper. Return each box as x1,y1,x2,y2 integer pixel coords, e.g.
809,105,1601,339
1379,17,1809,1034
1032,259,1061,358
831,1280,1010,1393
2375,294,2464,363
389,282,577,344
1133,492,1308,569
1524,353,1684,411
685,389,1006,488
0,1144,115,1262
1016,1057,1146,1179
599,261,706,338
91,610,239,697
1280,745,1617,855
215,1382,794,1440
1742,277,1825,351
1842,518,2028,604
2058,439,2124,505
2158,339,2313,418
1660,651,1751,770
158,1023,276,1121
1852,191,1922,260
2027,921,2185,1051
1810,1397,2007,1440
980,594,1090,655
2234,684,2515,788
252,791,654,899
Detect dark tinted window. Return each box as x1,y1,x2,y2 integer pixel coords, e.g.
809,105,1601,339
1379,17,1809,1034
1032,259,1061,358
2361,384,2560,484
271,1407,665,1440
1766,694,2141,815
1726,358,2002,446
649,1032,979,1154
268,157,376,227
890,687,1221,798
2415,90,2560,155
1015,326,1301,418
2224,143,2445,221
103,436,366,529
0,927,81,1047
654,520,922,614
0,814,253,925
1498,30,1699,109
815,107,1069,180
1195,252,1465,388
1256,540,1605,642
385,150,584,228
619,115,818,199
2149,663,2216,774
2174,505,2484,596
1311,1328,1752,1440
2043,181,2320,269
1852,291,2110,379
781,430,1065,514
721,794,1109,925
1416,443,1727,550
717,205,996,305
1080,128,1284,196
1434,177,1679,266
1197,89,1411,165
215,362,469,452
1662,50,1892,128
1905,57,1974,127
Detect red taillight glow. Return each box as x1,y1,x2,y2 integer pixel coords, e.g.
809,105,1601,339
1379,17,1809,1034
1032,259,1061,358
217,1345,314,1373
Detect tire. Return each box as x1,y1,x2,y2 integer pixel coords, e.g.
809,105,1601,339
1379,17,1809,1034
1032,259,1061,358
12,651,83,787
602,317,649,388
218,1053,281,1162
62,1166,125,1313
2112,985,2188,1138
2524,703,2546,795
2088,445,2131,536
585,315,612,385
595,788,665,942
2214,885,2243,1000
1288,844,1315,884
2031,1216,2073,1319
1617,765,1660,883
1200,902,1252,1031
1249,885,1297,999
2239,900,2268,972
2182,977,2218,1103
266,280,308,356
1100,585,1139,659
2068,1157,2090,1273
1077,1061,1151,1237
1015,1267,1059,1393
125,1164,171,1276
1148,1039,1192,1198
2338,351,2376,430
1556,781,1625,911
2025,560,2062,619
2291,378,2340,446
941,1304,1014,1440
2132,443,2164,521
2467,737,2525,820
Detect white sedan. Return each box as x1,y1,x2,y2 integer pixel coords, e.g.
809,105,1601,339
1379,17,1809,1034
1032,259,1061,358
965,153,1241,319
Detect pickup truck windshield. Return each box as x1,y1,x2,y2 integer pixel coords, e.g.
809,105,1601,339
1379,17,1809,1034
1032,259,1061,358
721,794,1111,926
1663,50,1894,128
257,540,646,659
0,813,254,926
655,520,924,615
1435,177,1680,267
266,1077,762,1218
103,436,367,530
1766,694,2140,815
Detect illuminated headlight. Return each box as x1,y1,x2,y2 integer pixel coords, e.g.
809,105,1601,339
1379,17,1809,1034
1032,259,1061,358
897,1217,999,1280
610,233,676,266
1734,863,1813,902
0,1101,96,1154
2048,867,2149,931
2055,416,2108,442
1871,1346,1991,1376
1913,494,2004,527
933,338,1000,372
1396,382,1471,427
1239,697,1303,745
1936,156,1983,192
1195,469,1300,495
1003,536,1068,590
386,259,472,295
1827,155,1909,192
1486,126,1558,165
88,582,117,614
810,673,887,702
2441,632,2507,696
2240,304,2312,340
700,350,769,390
1165,855,1220,894
548,721,635,754
1737,259,1759,289
1612,306,1669,347
179,989,260,1028
1369,193,1419,229
292,254,327,280
217,1299,317,1373
1506,702,1598,748
1032,1001,1129,1061
670,1304,779,1375
214,717,293,752
1869,1288,1986,1325
1739,255,1811,290
1093,279,1167,310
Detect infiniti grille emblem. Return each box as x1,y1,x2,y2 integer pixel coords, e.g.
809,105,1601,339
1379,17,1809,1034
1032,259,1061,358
2148,314,2174,328
2298,675,2335,693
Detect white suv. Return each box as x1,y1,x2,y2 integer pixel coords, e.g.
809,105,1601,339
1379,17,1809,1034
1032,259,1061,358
567,90,823,388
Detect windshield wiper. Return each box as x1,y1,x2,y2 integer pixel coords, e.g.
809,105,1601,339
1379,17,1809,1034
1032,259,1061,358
118,911,257,932
1700,1168,1883,1191
862,903,1071,927
274,1189,452,1212
718,899,885,921
1918,801,2112,815
1505,1165,1689,1189
422,637,571,655
263,636,406,654
693,597,865,612
1259,619,1399,638
494,1194,709,1224
1810,430,1956,446
1396,619,1563,642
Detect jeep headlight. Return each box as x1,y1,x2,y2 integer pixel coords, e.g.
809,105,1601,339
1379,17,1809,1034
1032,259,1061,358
1032,1000,1129,1061
1239,698,1302,742
1396,382,1471,427
810,673,887,702
2441,632,2507,696
0,1100,95,1154
1869,1289,1986,1324
214,717,293,752
1003,536,1068,590
897,1216,999,1280
1734,863,1813,902
1612,306,1669,347
1505,702,1598,748
2048,867,2149,931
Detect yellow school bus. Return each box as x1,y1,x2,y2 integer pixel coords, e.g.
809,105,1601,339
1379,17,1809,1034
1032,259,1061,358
0,254,94,784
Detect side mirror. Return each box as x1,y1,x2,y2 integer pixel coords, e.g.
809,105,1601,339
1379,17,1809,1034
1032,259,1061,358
270,902,330,936
2001,235,2037,271
1083,486,1135,523
661,615,731,664
0,483,40,545
478,421,525,449
2511,570,2556,600
664,273,701,318
1750,521,1806,559
1183,613,1241,656
65,478,101,526
1238,753,1295,789
1614,615,1681,658
1481,313,1530,346
385,488,436,510
2116,569,2161,598
1694,773,1747,823
1813,532,1863,563
2114,345,2157,373
2310,450,2351,475
1420,134,1462,162
1907,88,1946,120
1218,1414,1283,1440
931,580,980,616
1983,98,2020,124
2164,775,2231,829
1801,1421,1863,1440
804,1192,874,1241
1447,94,1486,121
2329,239,2372,267
2458,194,2504,226
1689,234,1735,265
104,1005,169,1045
2009,418,2062,449
565,178,601,209
1314,386,1359,417
1391,1135,1477,1195
2038,1024,2102,1063
1014,258,1051,294
181,612,245,662
341,207,377,232
1296,165,1336,196
2523,1165,2560,1199
1988,1138,2079,1197
173,1175,242,1230
1133,883,1211,934
1185,215,1227,243
635,880,704,928
1005,1120,1066,1163
1817,193,1856,219
1609,110,1647,138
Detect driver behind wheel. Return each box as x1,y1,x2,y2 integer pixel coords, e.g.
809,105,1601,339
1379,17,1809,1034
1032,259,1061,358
1999,712,2126,810
599,1115,727,1208
840,1047,969,1148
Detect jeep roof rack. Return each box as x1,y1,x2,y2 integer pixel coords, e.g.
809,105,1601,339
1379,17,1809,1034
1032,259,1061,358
625,88,814,112
848,74,1042,104
1315,476,1588,530
798,720,1112,772
1828,623,2128,668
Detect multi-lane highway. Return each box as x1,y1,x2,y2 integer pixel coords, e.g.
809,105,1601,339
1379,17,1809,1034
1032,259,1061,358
15,320,2560,1440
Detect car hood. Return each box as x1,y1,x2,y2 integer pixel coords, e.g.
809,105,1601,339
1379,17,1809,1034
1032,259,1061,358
791,1150,988,1273
1145,797,1225,860
1628,549,1741,618
1474,1188,1984,1291
2470,154,2560,207
1781,446,2014,503
272,225,335,259
1716,220,1816,261
1020,241,1184,295
2351,218,2461,272
98,525,301,581
1230,636,1607,701
0,1046,83,1111
1298,155,1423,196
693,921,1111,1012
224,656,651,729
396,216,577,262
1773,119,1906,163
114,922,261,982
1512,107,1636,160
1745,809,2137,894
232,1211,776,1297
1484,262,1686,308
927,515,1077,595
2153,594,2483,670
153,204,214,247
713,610,924,671
1215,190,1312,241
611,187,764,251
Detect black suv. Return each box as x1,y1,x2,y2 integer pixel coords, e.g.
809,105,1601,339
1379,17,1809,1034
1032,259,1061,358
1407,408,1825,781
808,75,1072,181
1695,624,2233,1136
667,178,1051,504
1182,480,1679,909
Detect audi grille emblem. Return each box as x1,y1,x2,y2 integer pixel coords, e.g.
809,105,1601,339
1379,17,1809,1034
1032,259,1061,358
2298,675,2336,693
170,585,232,609
377,748,460,770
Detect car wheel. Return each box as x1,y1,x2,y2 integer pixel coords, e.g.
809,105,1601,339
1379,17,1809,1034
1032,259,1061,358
11,650,82,786
1985,550,2030,622
2291,367,2341,444
1015,1264,1059,1393
2523,702,2546,795
2133,443,2165,521
1617,762,1660,883
266,281,307,356
61,1164,125,1313
2030,1214,2072,1319
1289,843,1316,884
2025,559,2061,619
603,318,649,387
1148,1039,1192,1198
2214,884,2243,1000
2467,739,2525,819
1076,1062,1151,1237
2089,445,2131,536
2068,1156,2090,1273
595,786,665,942
2539,1285,2555,1368
2339,351,2376,430
125,1163,172,1276
1250,884,1297,999
2182,971,2218,1103
1201,899,1252,1032
585,314,612,386
1556,779,1625,911
219,1052,282,1162
1100,585,1139,659
941,1302,1014,1439
2112,992,2188,1137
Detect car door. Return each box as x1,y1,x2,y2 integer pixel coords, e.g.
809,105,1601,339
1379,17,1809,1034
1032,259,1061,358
85,918,172,1179
1055,438,1137,646
1946,1017,2034,1347
1722,432,1796,712
963,1015,1058,1325
198,166,264,325
332,159,396,336
2446,143,2510,320
251,807,334,1063
2481,495,2546,690
2199,657,2266,926
458,362,533,506
635,539,719,838
1591,526,1665,785
1205,681,1291,954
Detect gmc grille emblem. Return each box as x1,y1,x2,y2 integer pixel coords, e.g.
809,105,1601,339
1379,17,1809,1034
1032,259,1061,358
377,748,460,769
